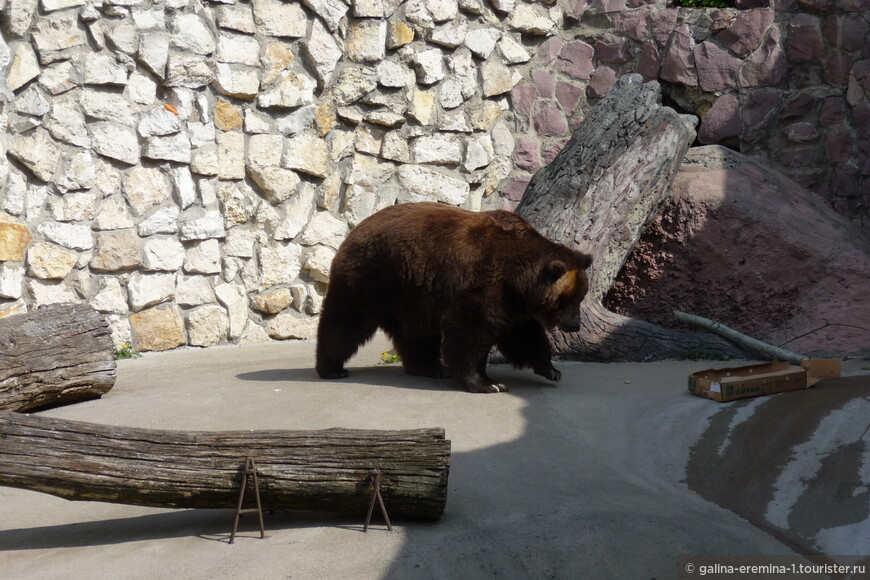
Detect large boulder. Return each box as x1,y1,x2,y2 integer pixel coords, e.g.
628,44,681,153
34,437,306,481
606,145,870,358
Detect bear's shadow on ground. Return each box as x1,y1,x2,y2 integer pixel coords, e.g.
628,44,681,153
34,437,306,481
235,363,561,393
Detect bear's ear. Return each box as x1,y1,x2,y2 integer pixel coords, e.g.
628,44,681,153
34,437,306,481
579,252,593,270
541,260,567,284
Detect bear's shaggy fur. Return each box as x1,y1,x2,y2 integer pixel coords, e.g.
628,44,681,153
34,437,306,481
315,202,592,393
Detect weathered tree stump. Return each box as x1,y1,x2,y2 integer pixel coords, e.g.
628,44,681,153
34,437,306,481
0,304,116,412
516,75,752,361
0,412,451,521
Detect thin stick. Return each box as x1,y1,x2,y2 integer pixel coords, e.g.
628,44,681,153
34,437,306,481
673,310,806,364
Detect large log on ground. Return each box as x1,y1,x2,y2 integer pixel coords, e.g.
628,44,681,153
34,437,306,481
0,412,450,521
0,304,116,412
516,74,752,361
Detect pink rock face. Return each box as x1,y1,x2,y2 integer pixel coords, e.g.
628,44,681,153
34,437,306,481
787,14,825,63
534,103,569,136
698,93,741,144
824,14,867,52
587,66,617,99
596,33,631,64
738,27,787,87
660,23,697,87
514,138,542,172
554,40,595,80
694,41,741,92
715,8,774,57
606,146,870,357
531,69,556,98
555,80,585,113
636,42,661,81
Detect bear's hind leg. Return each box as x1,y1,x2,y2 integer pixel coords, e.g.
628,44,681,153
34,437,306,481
497,319,561,382
315,299,378,380
393,335,444,378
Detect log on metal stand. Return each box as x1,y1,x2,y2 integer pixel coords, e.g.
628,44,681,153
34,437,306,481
0,304,116,412
516,74,752,362
0,412,451,521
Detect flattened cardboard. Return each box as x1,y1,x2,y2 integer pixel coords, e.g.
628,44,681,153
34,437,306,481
688,359,841,402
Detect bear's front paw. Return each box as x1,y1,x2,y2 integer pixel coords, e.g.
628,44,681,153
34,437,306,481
535,365,562,382
464,377,508,394
317,367,350,380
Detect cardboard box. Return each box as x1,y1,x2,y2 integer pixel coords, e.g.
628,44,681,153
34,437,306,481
688,359,841,402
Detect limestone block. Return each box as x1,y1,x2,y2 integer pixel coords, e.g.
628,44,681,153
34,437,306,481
298,211,348,249
37,221,92,251
253,0,308,37
218,181,259,227
32,13,87,64
217,33,260,66
138,32,170,79
414,133,463,165
258,242,302,289
184,239,222,274
130,305,186,351
248,166,301,205
304,20,343,87
507,4,555,35
165,53,214,89
143,133,192,163
213,63,260,99
170,13,216,56
138,107,182,138
138,206,180,236
26,242,78,279
187,304,228,347
265,311,317,340
9,129,60,182
89,122,140,165
82,53,129,86
303,245,335,283
258,70,317,109
90,276,129,314
7,42,40,92
128,271,176,311
28,279,79,306
176,275,217,307
90,229,142,272
0,213,32,260
397,165,469,205
214,281,247,340
412,48,444,84
216,4,255,34
430,20,467,49
0,263,24,299
332,67,377,106
217,131,246,180
124,167,172,217
282,132,331,178
464,28,501,59
250,288,293,314
299,0,348,32
142,237,185,271
346,20,387,63
179,209,227,241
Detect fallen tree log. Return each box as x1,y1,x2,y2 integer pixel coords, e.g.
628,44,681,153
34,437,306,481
516,75,752,361
0,304,116,412
0,412,450,521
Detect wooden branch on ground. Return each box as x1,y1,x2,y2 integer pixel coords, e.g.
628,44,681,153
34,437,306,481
673,311,806,364
0,304,116,412
0,412,451,521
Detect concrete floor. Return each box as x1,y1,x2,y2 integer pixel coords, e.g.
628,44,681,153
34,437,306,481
1,335,868,579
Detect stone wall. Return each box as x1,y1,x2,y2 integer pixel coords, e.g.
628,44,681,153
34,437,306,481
0,0,867,351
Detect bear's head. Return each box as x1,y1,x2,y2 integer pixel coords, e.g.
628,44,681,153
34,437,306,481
534,254,592,333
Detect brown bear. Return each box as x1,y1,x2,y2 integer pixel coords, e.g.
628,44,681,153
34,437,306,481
315,202,592,393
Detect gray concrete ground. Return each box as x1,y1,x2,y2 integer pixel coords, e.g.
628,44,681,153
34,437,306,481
1,334,869,579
